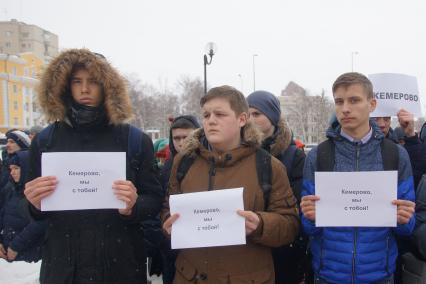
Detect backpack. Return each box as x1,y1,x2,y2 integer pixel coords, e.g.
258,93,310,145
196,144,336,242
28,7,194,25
279,144,298,179
316,138,399,171
37,122,144,174
175,147,272,209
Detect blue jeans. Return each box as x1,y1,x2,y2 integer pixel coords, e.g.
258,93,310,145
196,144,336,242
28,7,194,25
314,274,394,284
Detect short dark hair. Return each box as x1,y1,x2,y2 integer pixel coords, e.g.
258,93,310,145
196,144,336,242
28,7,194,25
332,72,373,99
200,85,248,115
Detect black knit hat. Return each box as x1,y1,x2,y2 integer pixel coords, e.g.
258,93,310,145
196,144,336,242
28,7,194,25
247,90,281,126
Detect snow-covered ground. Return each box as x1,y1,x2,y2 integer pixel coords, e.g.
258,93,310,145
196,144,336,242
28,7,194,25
0,259,40,284
0,259,162,284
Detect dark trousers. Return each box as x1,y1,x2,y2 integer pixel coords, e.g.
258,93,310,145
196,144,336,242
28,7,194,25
273,242,308,284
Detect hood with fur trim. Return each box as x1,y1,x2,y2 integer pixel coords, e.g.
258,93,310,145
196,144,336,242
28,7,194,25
37,49,133,124
263,117,292,156
181,121,263,157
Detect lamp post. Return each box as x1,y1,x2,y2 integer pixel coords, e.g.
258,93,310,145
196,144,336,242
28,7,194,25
203,42,217,94
252,54,258,92
351,51,358,72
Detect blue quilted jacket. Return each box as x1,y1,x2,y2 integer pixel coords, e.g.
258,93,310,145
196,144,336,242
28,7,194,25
301,121,415,283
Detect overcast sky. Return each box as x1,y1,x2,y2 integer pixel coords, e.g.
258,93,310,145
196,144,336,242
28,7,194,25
2,0,426,109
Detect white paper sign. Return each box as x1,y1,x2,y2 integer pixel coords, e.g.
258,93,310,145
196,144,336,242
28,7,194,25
369,73,422,117
315,171,397,227
41,152,126,211
169,187,246,249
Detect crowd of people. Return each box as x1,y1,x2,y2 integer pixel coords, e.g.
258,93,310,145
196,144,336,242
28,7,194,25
0,48,425,284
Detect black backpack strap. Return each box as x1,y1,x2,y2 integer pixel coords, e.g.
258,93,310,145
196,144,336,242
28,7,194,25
37,122,58,153
381,138,399,171
316,139,335,172
255,148,272,210
115,124,144,187
127,124,144,172
281,144,297,178
176,154,196,192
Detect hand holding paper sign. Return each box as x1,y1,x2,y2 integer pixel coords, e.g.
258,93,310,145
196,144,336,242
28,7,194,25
163,213,180,235
163,210,259,237
237,210,260,235
369,73,422,117
397,109,415,137
40,152,126,211
25,176,58,210
6,247,18,261
0,244,7,259
113,180,138,216
393,199,415,224
169,188,245,249
300,195,320,221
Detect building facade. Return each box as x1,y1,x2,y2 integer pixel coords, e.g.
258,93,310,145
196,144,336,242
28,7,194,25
0,19,58,63
0,53,44,133
0,19,58,134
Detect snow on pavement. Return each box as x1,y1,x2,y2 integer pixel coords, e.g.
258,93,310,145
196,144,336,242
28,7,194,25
0,259,40,284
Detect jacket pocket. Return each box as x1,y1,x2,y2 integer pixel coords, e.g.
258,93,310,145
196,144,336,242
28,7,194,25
175,255,198,282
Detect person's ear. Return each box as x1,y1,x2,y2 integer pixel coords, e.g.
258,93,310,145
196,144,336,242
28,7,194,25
369,98,377,113
238,112,248,127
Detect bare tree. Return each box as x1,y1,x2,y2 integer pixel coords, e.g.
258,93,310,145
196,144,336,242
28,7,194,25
126,74,145,129
126,75,204,139
126,74,179,136
177,75,204,121
283,89,334,143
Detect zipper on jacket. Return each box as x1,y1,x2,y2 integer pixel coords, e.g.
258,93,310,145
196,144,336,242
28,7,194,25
208,157,216,191
355,142,361,171
319,237,325,270
352,228,358,284
352,142,361,284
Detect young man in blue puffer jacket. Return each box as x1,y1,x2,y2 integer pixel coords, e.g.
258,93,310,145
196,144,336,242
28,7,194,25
300,72,416,284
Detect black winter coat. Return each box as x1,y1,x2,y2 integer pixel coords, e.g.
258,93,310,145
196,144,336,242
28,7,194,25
0,181,45,262
27,122,163,284
414,174,426,259
261,118,307,284
403,134,426,188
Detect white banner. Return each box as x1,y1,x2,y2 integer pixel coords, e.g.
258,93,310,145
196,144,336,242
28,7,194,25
369,73,422,117
315,171,397,227
170,188,246,249
41,152,126,211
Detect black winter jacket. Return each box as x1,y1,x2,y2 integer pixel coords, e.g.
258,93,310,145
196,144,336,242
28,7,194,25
27,122,163,284
0,182,46,262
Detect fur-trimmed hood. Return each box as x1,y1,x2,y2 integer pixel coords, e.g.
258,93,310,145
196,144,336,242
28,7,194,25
181,121,263,157
37,49,133,124
264,117,292,156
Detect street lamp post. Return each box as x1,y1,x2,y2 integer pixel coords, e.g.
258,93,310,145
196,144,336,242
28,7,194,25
253,54,257,92
203,42,217,94
252,54,258,91
351,51,358,72
238,74,243,92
